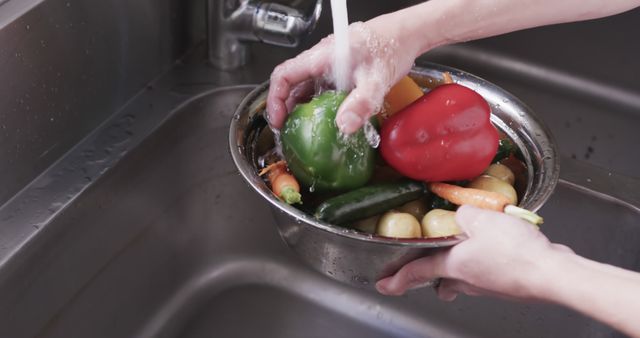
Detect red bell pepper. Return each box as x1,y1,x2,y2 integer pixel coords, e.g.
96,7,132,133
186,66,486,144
379,84,499,182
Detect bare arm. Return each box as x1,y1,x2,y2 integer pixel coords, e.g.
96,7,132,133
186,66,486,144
383,0,640,54
542,252,640,337
267,0,640,133
376,206,640,338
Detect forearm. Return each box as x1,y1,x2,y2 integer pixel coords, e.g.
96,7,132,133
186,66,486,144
368,0,640,56
539,251,640,337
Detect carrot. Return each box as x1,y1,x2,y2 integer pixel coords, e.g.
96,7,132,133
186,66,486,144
259,161,286,180
427,182,543,225
259,161,302,205
272,174,300,202
428,182,509,211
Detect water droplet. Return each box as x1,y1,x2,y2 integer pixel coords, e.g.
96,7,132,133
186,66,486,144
351,275,370,285
362,120,380,148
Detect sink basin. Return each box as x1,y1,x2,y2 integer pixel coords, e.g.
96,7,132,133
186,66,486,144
1,67,637,337
1,4,640,337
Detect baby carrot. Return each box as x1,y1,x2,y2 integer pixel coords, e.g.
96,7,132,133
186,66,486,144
428,182,510,211
427,182,543,225
259,161,302,205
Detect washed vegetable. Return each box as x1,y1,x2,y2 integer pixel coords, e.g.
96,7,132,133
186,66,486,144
499,154,528,194
397,198,429,220
468,175,518,205
261,72,538,239
421,209,461,238
428,182,543,225
281,91,375,192
259,160,302,205
382,76,423,117
314,180,426,225
492,138,515,163
376,211,422,238
429,182,510,211
380,84,499,182
352,215,380,234
484,163,515,185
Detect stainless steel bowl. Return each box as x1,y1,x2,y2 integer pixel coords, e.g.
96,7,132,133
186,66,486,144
229,63,559,289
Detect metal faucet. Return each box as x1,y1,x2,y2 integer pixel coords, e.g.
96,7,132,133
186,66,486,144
208,0,322,70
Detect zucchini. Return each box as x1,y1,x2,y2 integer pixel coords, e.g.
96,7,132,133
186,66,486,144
314,180,427,225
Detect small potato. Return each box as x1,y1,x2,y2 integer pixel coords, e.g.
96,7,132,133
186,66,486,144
376,211,422,238
469,175,518,205
352,215,380,234
421,209,461,238
484,164,515,186
397,198,429,220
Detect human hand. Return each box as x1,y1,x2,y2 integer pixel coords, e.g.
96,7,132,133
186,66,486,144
266,17,420,135
268,0,640,134
376,205,573,301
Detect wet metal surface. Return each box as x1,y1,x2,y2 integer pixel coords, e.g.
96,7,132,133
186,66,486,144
0,2,639,338
2,68,636,337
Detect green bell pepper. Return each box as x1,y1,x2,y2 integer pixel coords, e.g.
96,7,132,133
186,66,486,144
281,91,375,192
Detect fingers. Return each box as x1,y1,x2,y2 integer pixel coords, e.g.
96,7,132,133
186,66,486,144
267,47,330,129
552,243,575,254
375,253,448,296
436,279,486,301
457,204,548,241
454,205,491,237
284,80,316,113
455,204,527,237
335,74,386,134
436,279,460,301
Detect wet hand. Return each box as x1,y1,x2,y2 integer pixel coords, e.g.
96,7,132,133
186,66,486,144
376,205,573,301
267,19,418,135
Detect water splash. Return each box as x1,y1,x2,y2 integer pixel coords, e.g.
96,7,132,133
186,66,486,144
363,119,380,148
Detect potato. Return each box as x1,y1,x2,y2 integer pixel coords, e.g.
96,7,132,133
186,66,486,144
352,215,380,234
397,198,429,220
421,209,461,238
484,164,515,186
468,175,518,205
376,211,422,238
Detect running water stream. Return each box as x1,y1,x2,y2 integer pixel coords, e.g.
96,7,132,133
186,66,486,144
330,0,350,91
330,0,380,147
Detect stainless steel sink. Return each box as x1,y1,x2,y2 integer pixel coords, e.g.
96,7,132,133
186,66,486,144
1,68,637,337
1,1,640,337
